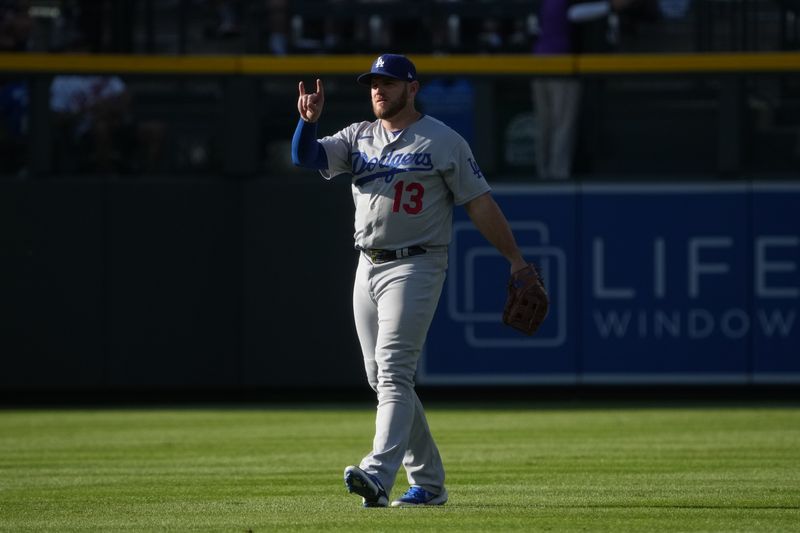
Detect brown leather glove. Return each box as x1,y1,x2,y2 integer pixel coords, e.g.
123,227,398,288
502,264,549,335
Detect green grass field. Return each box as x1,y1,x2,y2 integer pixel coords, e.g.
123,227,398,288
1,403,799,532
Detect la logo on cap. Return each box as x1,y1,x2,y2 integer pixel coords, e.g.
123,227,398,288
376,57,385,68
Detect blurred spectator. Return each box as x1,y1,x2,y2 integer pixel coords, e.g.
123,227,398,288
0,0,32,51
423,1,463,54
568,0,618,52
531,0,582,180
288,1,345,52
364,11,391,51
50,75,165,174
477,18,503,53
532,0,641,179
290,1,402,54
266,0,287,54
202,0,241,39
658,0,690,19
0,78,27,176
507,18,534,53
216,0,241,36
0,1,31,176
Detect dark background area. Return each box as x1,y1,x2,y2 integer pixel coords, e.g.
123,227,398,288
0,177,366,394
1,0,799,401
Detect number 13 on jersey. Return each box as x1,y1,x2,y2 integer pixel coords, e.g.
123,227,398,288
392,181,424,214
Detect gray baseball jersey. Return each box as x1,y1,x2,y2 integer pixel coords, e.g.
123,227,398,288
318,115,491,250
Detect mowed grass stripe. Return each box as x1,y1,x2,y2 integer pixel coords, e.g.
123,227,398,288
0,406,798,532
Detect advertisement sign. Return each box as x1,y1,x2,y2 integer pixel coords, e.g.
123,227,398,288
420,183,800,385
752,185,800,382
423,186,578,384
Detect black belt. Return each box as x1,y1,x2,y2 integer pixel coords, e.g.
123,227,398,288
358,246,427,264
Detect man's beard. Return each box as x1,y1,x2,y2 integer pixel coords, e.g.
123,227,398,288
373,85,408,120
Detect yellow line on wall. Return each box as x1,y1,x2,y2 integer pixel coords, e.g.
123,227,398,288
410,55,575,75
240,54,575,75
1,52,798,75
577,52,800,73
0,53,239,73
240,54,374,74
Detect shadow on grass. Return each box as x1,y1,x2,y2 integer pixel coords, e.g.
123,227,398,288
2,384,799,410
450,503,800,511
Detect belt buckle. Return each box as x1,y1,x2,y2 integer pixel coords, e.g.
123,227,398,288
367,249,385,263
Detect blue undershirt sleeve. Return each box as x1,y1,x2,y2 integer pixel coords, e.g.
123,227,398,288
291,118,329,169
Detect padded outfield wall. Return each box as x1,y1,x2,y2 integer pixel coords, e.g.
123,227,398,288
1,179,798,390
421,182,800,385
1,52,799,390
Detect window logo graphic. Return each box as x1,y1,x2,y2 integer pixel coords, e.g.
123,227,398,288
447,221,568,348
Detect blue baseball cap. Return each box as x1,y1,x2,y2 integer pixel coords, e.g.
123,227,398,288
357,54,417,86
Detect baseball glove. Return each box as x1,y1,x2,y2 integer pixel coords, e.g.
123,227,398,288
502,264,549,335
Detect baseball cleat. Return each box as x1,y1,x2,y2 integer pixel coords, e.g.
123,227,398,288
390,486,448,507
343,465,388,508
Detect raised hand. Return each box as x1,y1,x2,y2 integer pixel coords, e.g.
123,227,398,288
297,79,325,123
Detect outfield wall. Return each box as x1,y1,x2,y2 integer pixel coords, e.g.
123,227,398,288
421,182,800,385
1,179,798,389
0,177,365,390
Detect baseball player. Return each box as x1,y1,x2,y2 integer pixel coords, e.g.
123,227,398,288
292,54,527,507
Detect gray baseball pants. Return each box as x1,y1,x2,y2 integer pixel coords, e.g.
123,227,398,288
352,248,448,497
532,78,582,180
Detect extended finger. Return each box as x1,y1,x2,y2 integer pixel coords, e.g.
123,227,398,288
298,81,306,96
316,79,324,98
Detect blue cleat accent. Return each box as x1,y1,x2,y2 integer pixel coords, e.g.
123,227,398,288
390,485,448,507
343,465,388,508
